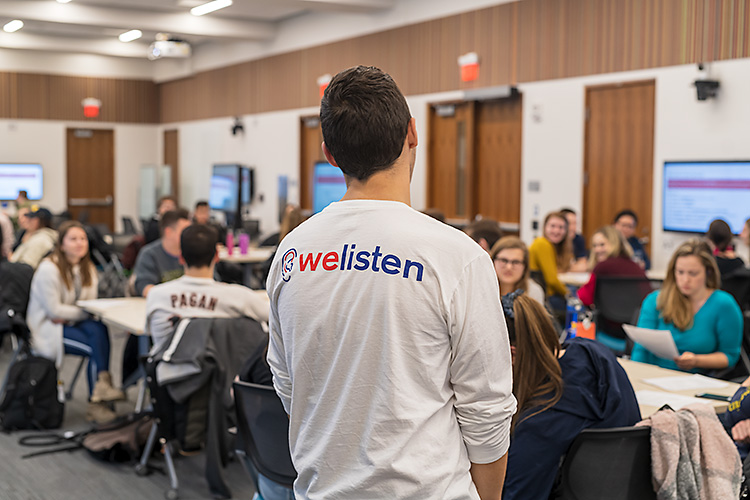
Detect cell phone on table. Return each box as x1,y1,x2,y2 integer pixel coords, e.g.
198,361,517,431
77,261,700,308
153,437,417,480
694,393,730,402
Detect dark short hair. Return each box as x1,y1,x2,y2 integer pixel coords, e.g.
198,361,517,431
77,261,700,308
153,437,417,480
559,208,576,216
320,65,411,181
707,219,734,251
158,195,177,210
18,190,28,198
159,208,190,235
180,224,218,268
195,200,209,209
614,209,638,225
466,219,504,250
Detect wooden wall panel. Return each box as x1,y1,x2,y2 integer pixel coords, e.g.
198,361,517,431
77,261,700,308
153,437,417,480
0,73,10,118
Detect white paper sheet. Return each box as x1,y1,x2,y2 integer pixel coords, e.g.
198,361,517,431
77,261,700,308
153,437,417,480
77,299,130,310
635,390,709,410
623,324,680,360
643,374,729,392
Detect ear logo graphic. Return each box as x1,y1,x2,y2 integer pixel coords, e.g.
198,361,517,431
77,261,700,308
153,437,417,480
281,248,297,282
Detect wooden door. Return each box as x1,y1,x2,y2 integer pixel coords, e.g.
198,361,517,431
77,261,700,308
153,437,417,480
66,128,115,231
427,102,475,220
474,96,522,224
583,81,655,253
164,129,179,202
299,116,325,211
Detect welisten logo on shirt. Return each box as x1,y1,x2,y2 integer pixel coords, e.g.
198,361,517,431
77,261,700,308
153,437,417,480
281,244,424,283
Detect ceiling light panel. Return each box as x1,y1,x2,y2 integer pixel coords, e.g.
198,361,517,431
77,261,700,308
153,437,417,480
118,29,142,42
190,0,232,16
3,20,24,33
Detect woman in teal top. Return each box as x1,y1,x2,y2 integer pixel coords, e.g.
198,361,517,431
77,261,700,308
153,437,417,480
631,239,743,373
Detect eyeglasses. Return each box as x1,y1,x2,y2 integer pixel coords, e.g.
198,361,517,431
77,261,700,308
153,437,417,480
494,257,524,268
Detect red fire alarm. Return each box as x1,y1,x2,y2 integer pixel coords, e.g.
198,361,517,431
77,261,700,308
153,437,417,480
82,97,102,118
317,74,332,98
458,52,480,82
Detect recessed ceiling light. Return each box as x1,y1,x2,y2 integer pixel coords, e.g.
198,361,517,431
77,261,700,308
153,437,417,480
3,20,24,33
118,29,143,43
190,0,232,16
56,0,73,3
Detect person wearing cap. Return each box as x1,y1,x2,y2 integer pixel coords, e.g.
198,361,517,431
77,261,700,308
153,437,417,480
10,207,58,269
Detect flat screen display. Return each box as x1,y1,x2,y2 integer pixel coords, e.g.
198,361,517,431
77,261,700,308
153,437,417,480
209,165,240,211
663,161,750,233
0,163,43,200
313,162,346,213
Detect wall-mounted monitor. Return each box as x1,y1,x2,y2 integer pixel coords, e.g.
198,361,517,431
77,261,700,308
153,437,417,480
313,162,346,213
663,160,750,234
209,164,254,230
0,163,43,200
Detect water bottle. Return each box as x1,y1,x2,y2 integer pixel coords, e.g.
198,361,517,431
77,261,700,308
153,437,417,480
226,232,234,256
239,233,250,255
565,296,583,340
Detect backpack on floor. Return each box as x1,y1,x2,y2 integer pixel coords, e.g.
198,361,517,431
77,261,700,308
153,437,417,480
82,411,154,463
0,346,64,431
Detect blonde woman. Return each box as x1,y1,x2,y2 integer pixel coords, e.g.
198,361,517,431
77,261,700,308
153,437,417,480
632,239,743,372
490,236,545,306
528,212,572,312
577,226,646,307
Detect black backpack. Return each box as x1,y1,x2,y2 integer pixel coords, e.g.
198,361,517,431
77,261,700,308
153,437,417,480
0,344,64,431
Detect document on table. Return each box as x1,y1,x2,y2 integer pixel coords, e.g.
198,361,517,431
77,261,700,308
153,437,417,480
77,299,131,310
623,324,679,360
636,390,708,410
643,374,729,392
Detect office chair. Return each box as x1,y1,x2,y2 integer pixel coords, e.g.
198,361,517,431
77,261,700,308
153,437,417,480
721,267,750,311
530,270,547,296
551,426,656,500
233,381,297,490
122,216,138,235
593,276,658,354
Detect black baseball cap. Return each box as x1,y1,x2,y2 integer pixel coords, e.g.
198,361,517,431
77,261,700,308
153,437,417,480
27,207,53,225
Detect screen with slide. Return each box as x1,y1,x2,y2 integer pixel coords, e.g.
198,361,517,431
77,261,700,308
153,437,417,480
0,163,43,200
209,165,239,211
663,161,750,233
313,162,347,213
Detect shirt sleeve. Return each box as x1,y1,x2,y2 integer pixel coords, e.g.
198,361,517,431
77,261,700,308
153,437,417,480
715,293,743,367
531,239,568,297
134,247,159,296
448,253,517,464
631,292,659,364
266,260,292,414
577,272,597,307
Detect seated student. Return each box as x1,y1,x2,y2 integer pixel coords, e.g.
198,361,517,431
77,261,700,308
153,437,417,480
10,207,57,269
134,208,191,297
560,207,588,272
632,239,743,373
144,195,177,245
146,224,269,354
464,218,504,253
12,206,31,252
0,229,34,317
26,221,124,423
490,236,545,306
529,211,571,312
722,376,750,460
193,200,227,244
614,209,651,270
706,218,745,277
501,292,640,500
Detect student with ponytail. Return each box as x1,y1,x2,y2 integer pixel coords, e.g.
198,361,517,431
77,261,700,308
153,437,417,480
501,291,640,500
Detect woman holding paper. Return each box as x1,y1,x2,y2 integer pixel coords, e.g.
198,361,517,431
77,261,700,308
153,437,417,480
631,239,743,373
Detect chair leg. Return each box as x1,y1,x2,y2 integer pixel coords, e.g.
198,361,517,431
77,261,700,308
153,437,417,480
164,439,180,493
136,420,160,474
66,356,87,400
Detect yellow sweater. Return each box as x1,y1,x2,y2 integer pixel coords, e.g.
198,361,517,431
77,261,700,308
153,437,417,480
528,236,568,297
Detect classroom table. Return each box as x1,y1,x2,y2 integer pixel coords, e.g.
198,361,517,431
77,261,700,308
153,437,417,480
619,358,740,417
218,246,275,288
78,297,147,334
559,269,667,287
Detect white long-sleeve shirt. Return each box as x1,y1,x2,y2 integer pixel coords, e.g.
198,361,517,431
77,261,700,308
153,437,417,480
267,200,516,499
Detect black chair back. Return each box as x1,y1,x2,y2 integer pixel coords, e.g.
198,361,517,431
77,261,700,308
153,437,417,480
551,426,656,500
721,267,750,311
122,216,138,235
530,270,547,295
233,381,296,488
594,276,657,339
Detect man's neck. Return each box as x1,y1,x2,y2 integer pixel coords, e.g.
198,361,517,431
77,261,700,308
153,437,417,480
340,162,411,205
184,266,214,279
161,239,180,257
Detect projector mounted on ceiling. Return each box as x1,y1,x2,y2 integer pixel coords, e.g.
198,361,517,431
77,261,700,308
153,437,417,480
148,39,191,60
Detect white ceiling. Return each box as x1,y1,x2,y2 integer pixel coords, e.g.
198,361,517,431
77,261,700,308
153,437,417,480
0,0,396,59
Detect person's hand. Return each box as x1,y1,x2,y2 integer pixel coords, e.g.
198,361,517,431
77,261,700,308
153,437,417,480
674,352,698,370
732,420,750,443
51,317,66,325
741,376,750,388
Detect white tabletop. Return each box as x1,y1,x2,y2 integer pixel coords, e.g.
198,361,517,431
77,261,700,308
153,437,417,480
218,246,275,264
78,297,147,334
559,269,666,287
619,358,739,416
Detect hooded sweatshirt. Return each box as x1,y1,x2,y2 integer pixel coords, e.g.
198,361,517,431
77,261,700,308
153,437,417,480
10,227,58,269
503,337,641,500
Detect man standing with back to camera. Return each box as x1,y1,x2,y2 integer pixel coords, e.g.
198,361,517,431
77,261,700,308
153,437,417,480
267,66,516,499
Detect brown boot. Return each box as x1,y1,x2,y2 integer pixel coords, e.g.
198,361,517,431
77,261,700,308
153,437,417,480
86,402,117,424
90,371,126,403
